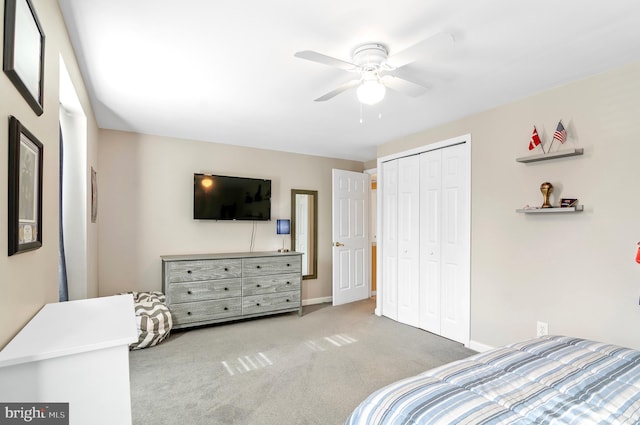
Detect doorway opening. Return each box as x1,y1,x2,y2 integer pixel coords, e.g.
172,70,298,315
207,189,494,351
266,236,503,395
59,56,88,301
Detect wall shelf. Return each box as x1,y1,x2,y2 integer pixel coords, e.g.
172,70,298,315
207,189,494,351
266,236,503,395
516,148,583,163
516,205,584,214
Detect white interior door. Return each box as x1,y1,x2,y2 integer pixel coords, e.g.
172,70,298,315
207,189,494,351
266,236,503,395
397,155,420,327
332,169,370,306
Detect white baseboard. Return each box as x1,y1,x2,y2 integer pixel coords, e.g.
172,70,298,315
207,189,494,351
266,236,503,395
302,297,332,306
469,340,495,353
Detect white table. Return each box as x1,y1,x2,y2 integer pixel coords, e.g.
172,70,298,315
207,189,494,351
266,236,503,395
0,294,138,425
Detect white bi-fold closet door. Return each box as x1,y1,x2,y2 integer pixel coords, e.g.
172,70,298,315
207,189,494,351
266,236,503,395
381,140,469,345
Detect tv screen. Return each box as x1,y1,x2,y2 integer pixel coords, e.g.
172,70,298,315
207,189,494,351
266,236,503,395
194,174,271,221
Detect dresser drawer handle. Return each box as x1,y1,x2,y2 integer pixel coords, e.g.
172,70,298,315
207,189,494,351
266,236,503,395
256,265,261,269
256,284,261,288
286,299,290,302
187,290,192,295
224,287,229,291
224,307,228,311
286,263,290,267
187,270,192,274
224,267,229,271
256,303,260,307
187,311,192,315
286,281,291,285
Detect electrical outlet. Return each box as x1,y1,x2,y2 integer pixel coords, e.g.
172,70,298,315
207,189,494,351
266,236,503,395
536,321,549,337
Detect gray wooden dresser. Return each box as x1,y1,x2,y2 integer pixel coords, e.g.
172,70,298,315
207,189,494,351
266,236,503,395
161,251,303,329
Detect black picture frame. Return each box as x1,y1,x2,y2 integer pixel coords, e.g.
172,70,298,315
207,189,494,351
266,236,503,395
91,166,97,223
3,0,45,116
8,116,43,255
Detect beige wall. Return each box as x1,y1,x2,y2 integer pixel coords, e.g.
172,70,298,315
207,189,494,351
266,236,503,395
0,1,99,347
98,130,363,302
378,62,640,350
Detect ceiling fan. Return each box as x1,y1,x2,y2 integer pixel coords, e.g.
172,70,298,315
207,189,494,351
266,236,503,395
294,33,454,105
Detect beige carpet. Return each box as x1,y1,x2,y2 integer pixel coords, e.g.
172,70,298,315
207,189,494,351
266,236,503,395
129,298,475,425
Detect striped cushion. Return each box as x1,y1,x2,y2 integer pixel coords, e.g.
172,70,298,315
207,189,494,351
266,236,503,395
125,291,173,350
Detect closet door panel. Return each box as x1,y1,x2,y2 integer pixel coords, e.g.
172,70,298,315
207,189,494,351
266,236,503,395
397,156,420,327
381,160,399,320
440,144,469,343
419,150,442,333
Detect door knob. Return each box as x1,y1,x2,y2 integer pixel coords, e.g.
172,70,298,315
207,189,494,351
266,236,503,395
334,242,344,247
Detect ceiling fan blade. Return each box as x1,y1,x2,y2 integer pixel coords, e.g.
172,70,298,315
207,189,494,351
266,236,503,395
384,66,433,90
314,79,361,102
381,75,430,98
294,50,357,71
386,32,454,69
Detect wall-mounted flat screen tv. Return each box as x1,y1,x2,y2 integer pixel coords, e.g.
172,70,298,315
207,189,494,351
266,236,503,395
194,173,271,221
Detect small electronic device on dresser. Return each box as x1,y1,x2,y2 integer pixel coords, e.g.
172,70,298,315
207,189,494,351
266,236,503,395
161,251,303,329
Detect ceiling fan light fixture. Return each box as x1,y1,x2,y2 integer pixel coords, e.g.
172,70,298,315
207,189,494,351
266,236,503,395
357,79,386,105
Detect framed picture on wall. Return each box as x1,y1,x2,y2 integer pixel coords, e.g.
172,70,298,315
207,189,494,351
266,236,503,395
3,0,46,116
8,116,44,255
91,167,97,223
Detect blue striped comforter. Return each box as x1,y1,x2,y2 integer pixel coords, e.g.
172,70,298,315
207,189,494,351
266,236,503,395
345,336,640,424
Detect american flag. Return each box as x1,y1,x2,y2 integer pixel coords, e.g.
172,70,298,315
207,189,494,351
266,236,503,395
528,127,542,151
553,121,567,144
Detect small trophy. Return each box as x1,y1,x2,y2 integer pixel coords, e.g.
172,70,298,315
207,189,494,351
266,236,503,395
540,182,553,208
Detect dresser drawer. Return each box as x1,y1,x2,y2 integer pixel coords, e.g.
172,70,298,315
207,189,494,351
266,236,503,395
243,256,301,277
166,259,241,283
167,279,241,303
242,273,300,296
242,291,300,315
170,298,242,326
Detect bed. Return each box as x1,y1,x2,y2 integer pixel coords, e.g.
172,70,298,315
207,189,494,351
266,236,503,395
345,335,640,424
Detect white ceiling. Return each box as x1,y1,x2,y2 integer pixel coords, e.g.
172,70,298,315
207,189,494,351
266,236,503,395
57,0,640,162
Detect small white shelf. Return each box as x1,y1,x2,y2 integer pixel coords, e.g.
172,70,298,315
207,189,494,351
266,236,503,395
516,205,584,214
516,148,584,163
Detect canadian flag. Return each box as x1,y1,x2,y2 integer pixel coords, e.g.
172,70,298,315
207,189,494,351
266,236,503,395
528,127,543,151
